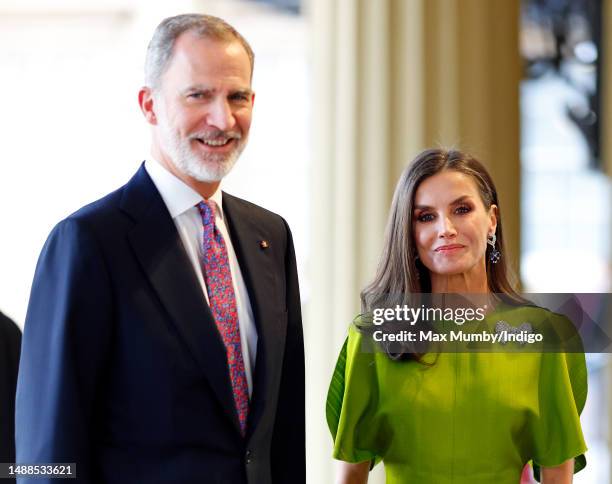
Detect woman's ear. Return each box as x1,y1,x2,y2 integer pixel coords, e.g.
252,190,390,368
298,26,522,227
489,204,498,235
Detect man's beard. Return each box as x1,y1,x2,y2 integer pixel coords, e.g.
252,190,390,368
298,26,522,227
160,123,246,183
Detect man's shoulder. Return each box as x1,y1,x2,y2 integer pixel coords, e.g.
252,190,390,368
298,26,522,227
59,185,127,234
43,186,129,254
52,166,153,242
60,164,154,229
222,192,287,229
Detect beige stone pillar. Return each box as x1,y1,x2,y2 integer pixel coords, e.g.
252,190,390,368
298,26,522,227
307,0,428,482
423,0,522,278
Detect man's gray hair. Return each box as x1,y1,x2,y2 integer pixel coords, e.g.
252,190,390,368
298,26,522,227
144,13,255,89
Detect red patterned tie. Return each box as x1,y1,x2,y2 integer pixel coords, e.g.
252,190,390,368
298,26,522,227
197,200,249,436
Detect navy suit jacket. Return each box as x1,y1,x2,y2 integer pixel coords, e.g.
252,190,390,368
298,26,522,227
16,165,305,484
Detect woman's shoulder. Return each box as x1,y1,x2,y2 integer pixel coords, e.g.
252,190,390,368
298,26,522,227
347,313,380,350
345,319,378,363
493,302,581,350
493,302,569,322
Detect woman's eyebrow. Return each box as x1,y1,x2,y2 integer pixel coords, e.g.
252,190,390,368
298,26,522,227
414,195,473,211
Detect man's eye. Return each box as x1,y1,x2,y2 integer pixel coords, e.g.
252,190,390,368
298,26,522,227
188,92,205,99
230,93,250,102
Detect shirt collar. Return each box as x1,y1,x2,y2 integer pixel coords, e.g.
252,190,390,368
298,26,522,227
144,158,224,220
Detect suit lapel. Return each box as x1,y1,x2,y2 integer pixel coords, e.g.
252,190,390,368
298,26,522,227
120,166,241,434
222,194,288,438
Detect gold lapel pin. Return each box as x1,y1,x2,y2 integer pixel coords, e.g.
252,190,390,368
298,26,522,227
259,240,269,249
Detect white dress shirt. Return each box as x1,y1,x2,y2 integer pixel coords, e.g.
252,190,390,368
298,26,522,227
144,159,257,397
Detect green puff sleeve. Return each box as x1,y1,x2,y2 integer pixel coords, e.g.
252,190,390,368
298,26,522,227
532,347,588,481
326,326,384,466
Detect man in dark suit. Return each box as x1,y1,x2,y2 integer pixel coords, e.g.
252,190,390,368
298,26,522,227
1,311,20,484
16,14,304,484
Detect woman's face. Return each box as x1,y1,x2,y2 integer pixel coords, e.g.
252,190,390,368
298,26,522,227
412,170,497,277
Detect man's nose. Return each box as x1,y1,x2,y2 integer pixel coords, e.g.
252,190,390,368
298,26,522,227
206,98,236,131
438,216,457,238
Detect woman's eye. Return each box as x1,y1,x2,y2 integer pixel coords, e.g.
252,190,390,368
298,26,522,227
455,205,471,214
417,213,435,222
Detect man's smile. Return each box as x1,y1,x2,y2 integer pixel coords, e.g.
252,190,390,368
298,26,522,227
193,136,238,152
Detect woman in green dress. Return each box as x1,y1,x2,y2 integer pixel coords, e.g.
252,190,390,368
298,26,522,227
327,149,587,483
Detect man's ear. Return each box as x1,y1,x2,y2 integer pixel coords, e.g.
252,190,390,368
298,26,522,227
251,92,256,106
138,86,157,125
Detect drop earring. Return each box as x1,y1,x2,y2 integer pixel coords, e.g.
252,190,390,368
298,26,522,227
487,233,501,263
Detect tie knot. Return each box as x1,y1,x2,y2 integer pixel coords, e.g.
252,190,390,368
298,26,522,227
197,200,216,227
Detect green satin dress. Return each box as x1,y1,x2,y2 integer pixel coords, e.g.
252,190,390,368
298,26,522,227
326,305,587,483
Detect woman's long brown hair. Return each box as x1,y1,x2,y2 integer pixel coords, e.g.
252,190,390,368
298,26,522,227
360,149,529,360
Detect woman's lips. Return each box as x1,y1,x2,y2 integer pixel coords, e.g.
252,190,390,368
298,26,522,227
435,244,465,253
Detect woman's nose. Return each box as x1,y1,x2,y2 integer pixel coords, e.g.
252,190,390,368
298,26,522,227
438,216,457,238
